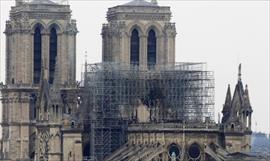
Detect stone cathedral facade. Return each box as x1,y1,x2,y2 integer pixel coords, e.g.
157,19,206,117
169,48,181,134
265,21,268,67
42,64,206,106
0,0,82,161
0,0,260,161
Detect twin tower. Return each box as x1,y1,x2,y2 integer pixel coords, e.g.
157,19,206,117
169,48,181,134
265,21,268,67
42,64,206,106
102,0,177,69
5,0,77,85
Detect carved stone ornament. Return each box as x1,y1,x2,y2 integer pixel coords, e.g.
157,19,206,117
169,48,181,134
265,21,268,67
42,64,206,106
164,23,176,37
65,21,78,35
39,129,50,161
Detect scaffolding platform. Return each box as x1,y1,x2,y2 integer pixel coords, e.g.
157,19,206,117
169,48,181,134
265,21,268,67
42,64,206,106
81,62,215,160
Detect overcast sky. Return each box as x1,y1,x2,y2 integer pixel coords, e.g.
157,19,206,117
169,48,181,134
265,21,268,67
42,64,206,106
0,0,269,134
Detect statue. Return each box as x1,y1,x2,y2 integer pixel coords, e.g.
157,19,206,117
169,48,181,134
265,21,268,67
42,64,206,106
171,151,176,161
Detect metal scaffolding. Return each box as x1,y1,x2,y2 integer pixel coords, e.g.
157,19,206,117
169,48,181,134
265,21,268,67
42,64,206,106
81,62,215,161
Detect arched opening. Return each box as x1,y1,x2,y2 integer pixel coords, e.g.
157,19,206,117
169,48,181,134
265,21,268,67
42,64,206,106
71,121,75,128
231,123,234,130
49,27,58,84
188,143,201,160
33,26,42,84
168,143,181,161
147,29,157,69
130,29,140,66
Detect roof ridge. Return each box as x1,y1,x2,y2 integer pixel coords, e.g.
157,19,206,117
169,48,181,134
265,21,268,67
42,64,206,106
122,0,158,7
30,0,57,5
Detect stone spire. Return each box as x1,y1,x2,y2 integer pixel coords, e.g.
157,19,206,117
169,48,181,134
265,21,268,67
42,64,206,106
236,63,244,96
238,63,242,81
222,64,246,123
222,84,232,113
230,64,248,119
243,85,252,110
221,85,232,123
231,82,243,113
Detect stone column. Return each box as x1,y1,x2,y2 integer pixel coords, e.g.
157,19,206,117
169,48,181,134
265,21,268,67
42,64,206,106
167,36,176,64
101,26,107,61
156,35,164,68
119,33,125,64
57,33,63,84
116,35,121,63
27,33,33,84
21,33,26,83
126,34,131,65
67,32,76,83
13,33,19,83
41,31,50,80
140,35,147,70
17,33,23,82
171,35,176,64
248,112,252,130
59,33,69,84
108,34,113,62
110,34,120,62
72,34,76,82
5,31,11,84
20,31,33,84
164,35,169,65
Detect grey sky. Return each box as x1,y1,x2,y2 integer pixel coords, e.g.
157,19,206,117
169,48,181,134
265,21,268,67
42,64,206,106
0,0,269,133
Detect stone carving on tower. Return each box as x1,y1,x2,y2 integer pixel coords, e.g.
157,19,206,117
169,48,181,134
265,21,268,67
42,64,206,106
0,0,82,161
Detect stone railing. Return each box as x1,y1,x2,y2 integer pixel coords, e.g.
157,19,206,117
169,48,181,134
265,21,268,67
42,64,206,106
128,122,219,132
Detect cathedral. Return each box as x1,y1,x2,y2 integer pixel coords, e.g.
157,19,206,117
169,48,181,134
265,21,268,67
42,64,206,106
0,0,262,161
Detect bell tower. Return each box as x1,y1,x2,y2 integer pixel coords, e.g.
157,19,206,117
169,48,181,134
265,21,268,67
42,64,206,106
5,0,77,85
1,0,80,160
102,0,176,70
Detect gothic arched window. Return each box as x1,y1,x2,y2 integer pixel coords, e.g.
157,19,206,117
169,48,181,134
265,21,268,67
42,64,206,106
49,27,57,84
33,26,42,84
147,29,157,69
130,29,140,66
